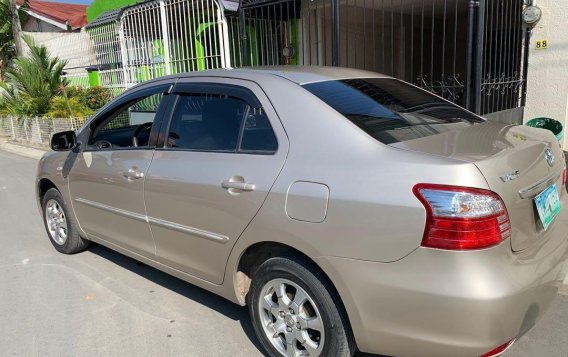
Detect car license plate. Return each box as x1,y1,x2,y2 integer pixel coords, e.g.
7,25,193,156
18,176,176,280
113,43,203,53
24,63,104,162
535,183,561,231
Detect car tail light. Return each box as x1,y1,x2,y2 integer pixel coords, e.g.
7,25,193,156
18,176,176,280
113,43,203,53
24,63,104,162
562,167,566,188
413,184,511,250
479,340,515,357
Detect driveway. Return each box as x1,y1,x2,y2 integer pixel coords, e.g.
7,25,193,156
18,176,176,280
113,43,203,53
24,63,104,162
0,149,566,357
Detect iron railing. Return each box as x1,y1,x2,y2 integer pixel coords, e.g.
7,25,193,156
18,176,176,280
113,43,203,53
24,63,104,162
236,0,529,117
476,0,527,115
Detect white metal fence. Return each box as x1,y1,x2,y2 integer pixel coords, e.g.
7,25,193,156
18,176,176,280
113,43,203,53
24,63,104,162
83,0,231,93
0,117,87,147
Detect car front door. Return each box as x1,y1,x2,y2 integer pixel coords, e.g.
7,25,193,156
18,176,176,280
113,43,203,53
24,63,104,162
144,78,289,284
69,83,173,258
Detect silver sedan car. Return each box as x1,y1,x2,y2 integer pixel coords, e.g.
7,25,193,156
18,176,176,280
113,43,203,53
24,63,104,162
37,67,568,357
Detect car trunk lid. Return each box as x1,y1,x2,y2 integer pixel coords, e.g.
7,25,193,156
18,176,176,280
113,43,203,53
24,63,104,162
391,120,566,252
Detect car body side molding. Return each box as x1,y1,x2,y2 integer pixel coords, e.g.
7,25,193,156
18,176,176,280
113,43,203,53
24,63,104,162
147,216,230,243
75,197,147,222
74,197,229,243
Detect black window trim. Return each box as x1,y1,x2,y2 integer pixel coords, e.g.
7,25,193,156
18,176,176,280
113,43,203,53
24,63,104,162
172,83,262,108
158,83,279,155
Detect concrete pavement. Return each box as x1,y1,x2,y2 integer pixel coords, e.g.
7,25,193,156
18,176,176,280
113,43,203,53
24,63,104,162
0,140,46,160
0,147,567,357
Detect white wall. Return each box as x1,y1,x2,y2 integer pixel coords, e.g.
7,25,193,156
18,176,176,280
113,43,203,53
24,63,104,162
22,30,94,74
523,0,568,147
22,18,63,32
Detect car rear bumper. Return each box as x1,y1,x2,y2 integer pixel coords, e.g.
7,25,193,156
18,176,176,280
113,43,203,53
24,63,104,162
316,210,568,357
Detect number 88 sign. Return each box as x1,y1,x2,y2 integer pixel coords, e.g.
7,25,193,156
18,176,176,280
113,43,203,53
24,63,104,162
535,40,548,50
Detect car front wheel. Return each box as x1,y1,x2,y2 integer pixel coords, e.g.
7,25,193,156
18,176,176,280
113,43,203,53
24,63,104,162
42,188,88,254
248,256,355,357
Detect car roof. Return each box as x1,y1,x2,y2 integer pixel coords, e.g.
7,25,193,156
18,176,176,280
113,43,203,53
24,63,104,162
172,66,392,85
122,66,393,99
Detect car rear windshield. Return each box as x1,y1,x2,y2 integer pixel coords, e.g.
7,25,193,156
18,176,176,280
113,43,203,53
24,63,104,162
302,78,483,144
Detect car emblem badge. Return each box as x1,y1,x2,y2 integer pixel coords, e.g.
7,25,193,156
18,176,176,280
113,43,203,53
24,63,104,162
500,170,520,183
545,148,555,167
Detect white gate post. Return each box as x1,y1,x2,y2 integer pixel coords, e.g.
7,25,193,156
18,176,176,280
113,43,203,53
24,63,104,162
118,21,130,89
23,118,29,141
9,116,15,139
159,0,172,75
34,117,41,143
217,5,231,69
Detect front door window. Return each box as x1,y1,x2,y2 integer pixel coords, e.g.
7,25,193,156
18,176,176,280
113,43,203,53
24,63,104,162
88,93,163,150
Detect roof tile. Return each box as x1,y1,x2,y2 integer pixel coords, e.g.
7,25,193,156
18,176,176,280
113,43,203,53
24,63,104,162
18,0,88,29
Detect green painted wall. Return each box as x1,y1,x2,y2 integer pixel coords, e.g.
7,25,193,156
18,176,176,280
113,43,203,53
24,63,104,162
86,0,137,23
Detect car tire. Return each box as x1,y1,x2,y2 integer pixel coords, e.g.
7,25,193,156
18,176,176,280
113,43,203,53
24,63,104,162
248,256,355,357
42,188,88,254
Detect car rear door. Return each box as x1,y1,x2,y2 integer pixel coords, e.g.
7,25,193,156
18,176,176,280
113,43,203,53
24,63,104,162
144,78,289,284
69,82,174,258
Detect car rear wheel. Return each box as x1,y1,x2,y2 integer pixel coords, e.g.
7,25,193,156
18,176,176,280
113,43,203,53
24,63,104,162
42,188,88,254
248,256,355,357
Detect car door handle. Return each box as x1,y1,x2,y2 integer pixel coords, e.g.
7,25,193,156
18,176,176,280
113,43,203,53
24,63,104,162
123,167,145,180
221,180,256,192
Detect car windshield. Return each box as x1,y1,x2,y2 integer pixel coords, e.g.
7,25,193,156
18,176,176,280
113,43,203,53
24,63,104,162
302,78,484,144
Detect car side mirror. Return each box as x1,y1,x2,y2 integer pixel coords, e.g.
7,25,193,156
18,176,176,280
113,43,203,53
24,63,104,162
50,130,77,151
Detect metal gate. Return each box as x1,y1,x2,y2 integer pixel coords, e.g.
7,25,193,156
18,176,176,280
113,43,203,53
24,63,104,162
120,0,231,88
86,0,232,92
85,10,126,94
230,0,302,67
236,0,530,117
473,0,528,116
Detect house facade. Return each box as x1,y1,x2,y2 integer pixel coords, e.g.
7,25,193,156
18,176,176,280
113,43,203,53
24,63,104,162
82,0,529,120
17,0,92,86
523,0,568,147
18,0,88,32
23,0,563,136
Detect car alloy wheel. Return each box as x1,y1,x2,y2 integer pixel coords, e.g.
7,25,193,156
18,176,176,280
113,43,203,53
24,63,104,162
258,278,325,356
45,199,68,245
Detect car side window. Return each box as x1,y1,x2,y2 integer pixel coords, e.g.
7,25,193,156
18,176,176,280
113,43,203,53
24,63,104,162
167,93,277,154
240,108,278,152
89,93,163,150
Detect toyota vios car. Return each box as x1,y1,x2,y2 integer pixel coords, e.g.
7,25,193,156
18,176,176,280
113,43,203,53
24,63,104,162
37,67,568,357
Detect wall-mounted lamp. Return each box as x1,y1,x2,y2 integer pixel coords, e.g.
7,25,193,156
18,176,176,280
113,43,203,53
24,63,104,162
522,5,542,25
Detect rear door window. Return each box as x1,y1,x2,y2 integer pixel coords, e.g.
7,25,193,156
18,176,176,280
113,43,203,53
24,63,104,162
168,95,246,151
240,108,278,152
167,92,278,154
303,78,483,144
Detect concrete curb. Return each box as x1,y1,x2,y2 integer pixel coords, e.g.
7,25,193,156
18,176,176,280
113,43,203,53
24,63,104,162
0,141,46,160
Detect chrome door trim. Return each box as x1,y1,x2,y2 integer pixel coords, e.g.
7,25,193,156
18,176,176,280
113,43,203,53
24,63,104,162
518,171,562,199
74,197,229,243
75,197,148,223
147,217,230,243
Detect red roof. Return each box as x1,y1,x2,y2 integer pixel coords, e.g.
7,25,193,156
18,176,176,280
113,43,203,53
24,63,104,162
18,0,88,29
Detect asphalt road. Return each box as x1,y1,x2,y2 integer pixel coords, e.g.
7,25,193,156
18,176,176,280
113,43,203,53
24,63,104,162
0,149,567,357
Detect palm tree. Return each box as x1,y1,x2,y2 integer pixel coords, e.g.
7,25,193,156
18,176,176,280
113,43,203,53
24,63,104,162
0,36,68,116
0,0,28,79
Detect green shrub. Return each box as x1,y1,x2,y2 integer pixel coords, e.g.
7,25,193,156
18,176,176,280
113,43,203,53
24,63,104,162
47,96,93,118
64,85,86,99
80,86,112,110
